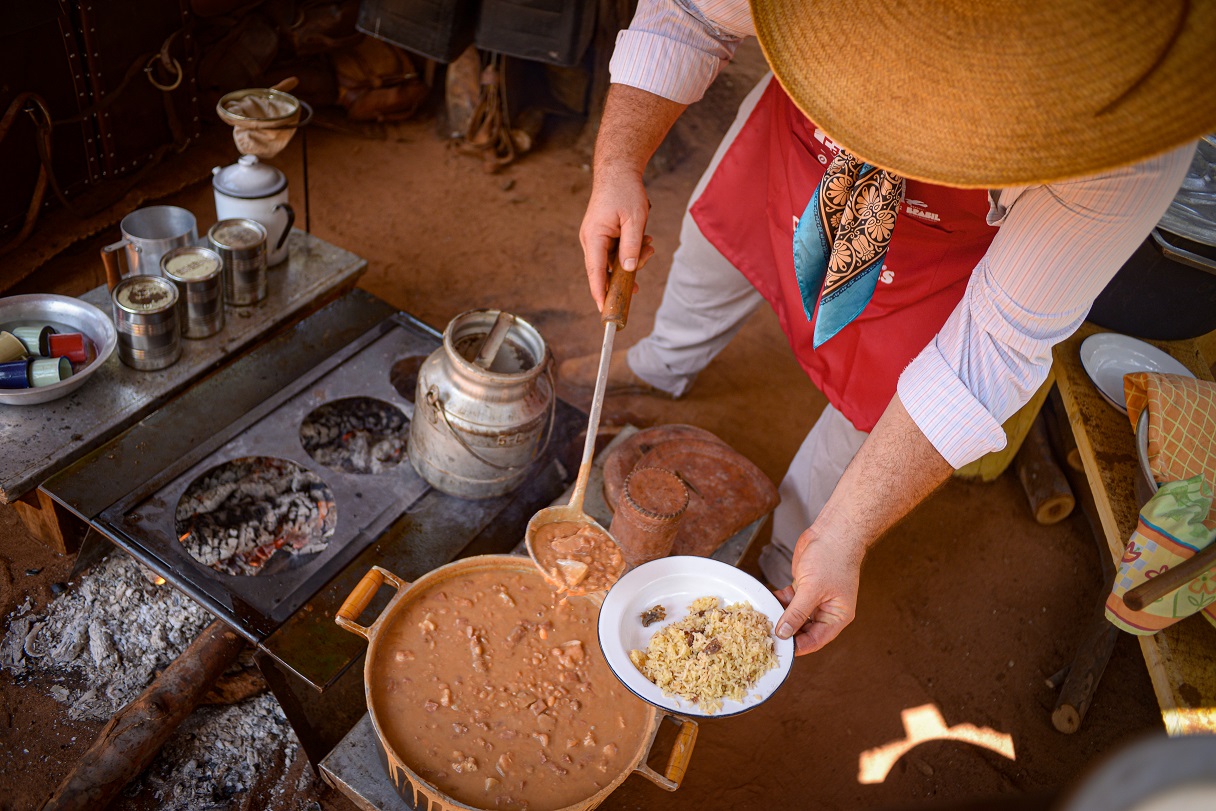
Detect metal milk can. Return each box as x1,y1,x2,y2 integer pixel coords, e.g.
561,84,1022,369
409,309,554,499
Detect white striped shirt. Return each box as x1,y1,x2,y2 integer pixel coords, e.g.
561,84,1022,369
612,0,1195,467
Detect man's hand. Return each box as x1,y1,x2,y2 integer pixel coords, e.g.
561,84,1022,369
773,530,863,655
580,167,651,311
771,395,955,655
580,85,687,310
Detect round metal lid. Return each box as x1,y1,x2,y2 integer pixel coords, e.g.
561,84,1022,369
209,219,267,250
211,154,287,199
113,276,179,315
162,246,222,282
1157,135,1216,247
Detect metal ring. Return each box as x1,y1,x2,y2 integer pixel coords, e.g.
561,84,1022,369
260,98,315,131
145,56,182,91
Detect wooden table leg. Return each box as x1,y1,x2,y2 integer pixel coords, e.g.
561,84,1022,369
1044,390,1121,733
1015,414,1076,525
12,488,87,555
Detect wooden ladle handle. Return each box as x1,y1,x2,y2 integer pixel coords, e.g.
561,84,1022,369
602,252,636,331
1122,542,1216,612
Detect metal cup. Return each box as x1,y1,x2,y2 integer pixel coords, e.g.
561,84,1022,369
100,206,198,291
47,333,92,364
30,357,72,387
112,276,182,371
0,330,31,362
209,218,268,306
162,246,225,339
0,359,32,389
12,325,55,356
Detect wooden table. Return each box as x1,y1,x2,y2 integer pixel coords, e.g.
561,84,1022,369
1053,322,1216,735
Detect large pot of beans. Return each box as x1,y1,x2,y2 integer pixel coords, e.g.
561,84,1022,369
335,555,698,811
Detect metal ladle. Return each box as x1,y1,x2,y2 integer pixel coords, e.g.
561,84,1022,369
526,254,636,591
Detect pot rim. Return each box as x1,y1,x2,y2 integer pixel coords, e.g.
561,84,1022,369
336,555,692,811
443,309,551,384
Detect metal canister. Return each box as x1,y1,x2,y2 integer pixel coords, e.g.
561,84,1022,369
161,245,224,339
12,325,54,356
408,309,554,499
112,275,181,371
208,218,267,306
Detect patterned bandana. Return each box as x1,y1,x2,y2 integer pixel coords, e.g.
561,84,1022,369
794,152,905,348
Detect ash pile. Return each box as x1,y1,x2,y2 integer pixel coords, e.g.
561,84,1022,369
1,553,308,809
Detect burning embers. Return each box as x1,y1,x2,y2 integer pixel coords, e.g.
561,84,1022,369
299,396,409,474
175,456,337,576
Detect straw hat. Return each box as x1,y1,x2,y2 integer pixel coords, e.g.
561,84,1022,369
750,0,1216,187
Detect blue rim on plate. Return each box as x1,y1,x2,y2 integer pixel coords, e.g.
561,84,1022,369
597,555,794,719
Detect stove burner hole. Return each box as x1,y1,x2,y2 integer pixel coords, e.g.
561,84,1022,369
299,396,409,474
389,355,426,403
175,457,337,576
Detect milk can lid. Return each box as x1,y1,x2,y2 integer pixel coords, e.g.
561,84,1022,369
212,154,287,199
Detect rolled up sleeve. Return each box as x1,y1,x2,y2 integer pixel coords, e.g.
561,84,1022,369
899,142,1195,469
610,0,753,104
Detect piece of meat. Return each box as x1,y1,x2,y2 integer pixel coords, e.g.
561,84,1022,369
640,605,666,627
550,534,587,555
556,559,589,588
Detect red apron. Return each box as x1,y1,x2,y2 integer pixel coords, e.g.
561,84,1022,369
690,80,998,432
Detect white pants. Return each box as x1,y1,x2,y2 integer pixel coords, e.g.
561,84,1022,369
625,75,870,588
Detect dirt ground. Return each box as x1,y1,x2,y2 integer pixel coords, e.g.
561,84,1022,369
1,41,1169,811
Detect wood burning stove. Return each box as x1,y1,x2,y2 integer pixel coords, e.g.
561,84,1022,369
40,288,585,763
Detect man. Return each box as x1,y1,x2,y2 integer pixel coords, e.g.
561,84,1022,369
566,0,1214,655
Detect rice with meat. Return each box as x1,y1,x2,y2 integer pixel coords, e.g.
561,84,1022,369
629,596,777,713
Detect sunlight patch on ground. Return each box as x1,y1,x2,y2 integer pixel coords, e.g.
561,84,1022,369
857,704,1016,784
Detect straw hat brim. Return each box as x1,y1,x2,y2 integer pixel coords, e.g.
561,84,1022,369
750,0,1216,187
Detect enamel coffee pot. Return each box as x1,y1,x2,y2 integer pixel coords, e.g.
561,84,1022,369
211,154,295,265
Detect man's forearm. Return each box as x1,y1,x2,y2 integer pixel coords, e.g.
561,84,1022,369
594,84,688,178
811,395,954,561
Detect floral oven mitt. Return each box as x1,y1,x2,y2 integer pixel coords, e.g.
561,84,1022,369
1106,476,1216,634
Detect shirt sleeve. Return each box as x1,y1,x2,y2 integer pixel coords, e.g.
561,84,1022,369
609,0,756,105
898,142,1196,469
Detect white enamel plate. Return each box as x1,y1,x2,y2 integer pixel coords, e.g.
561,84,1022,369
1079,333,1194,414
597,556,794,718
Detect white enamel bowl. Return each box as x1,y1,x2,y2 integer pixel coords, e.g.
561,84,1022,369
598,556,794,718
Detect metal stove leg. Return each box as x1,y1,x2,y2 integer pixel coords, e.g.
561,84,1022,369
70,527,116,579
255,647,369,770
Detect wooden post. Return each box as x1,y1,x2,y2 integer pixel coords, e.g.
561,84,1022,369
1052,614,1120,733
1049,420,1120,734
1043,389,1084,472
42,619,245,811
1014,415,1076,525
12,488,88,555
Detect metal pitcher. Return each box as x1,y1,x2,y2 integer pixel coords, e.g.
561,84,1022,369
408,309,554,499
100,206,198,290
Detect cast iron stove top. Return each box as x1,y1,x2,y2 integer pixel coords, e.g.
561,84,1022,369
96,314,439,639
